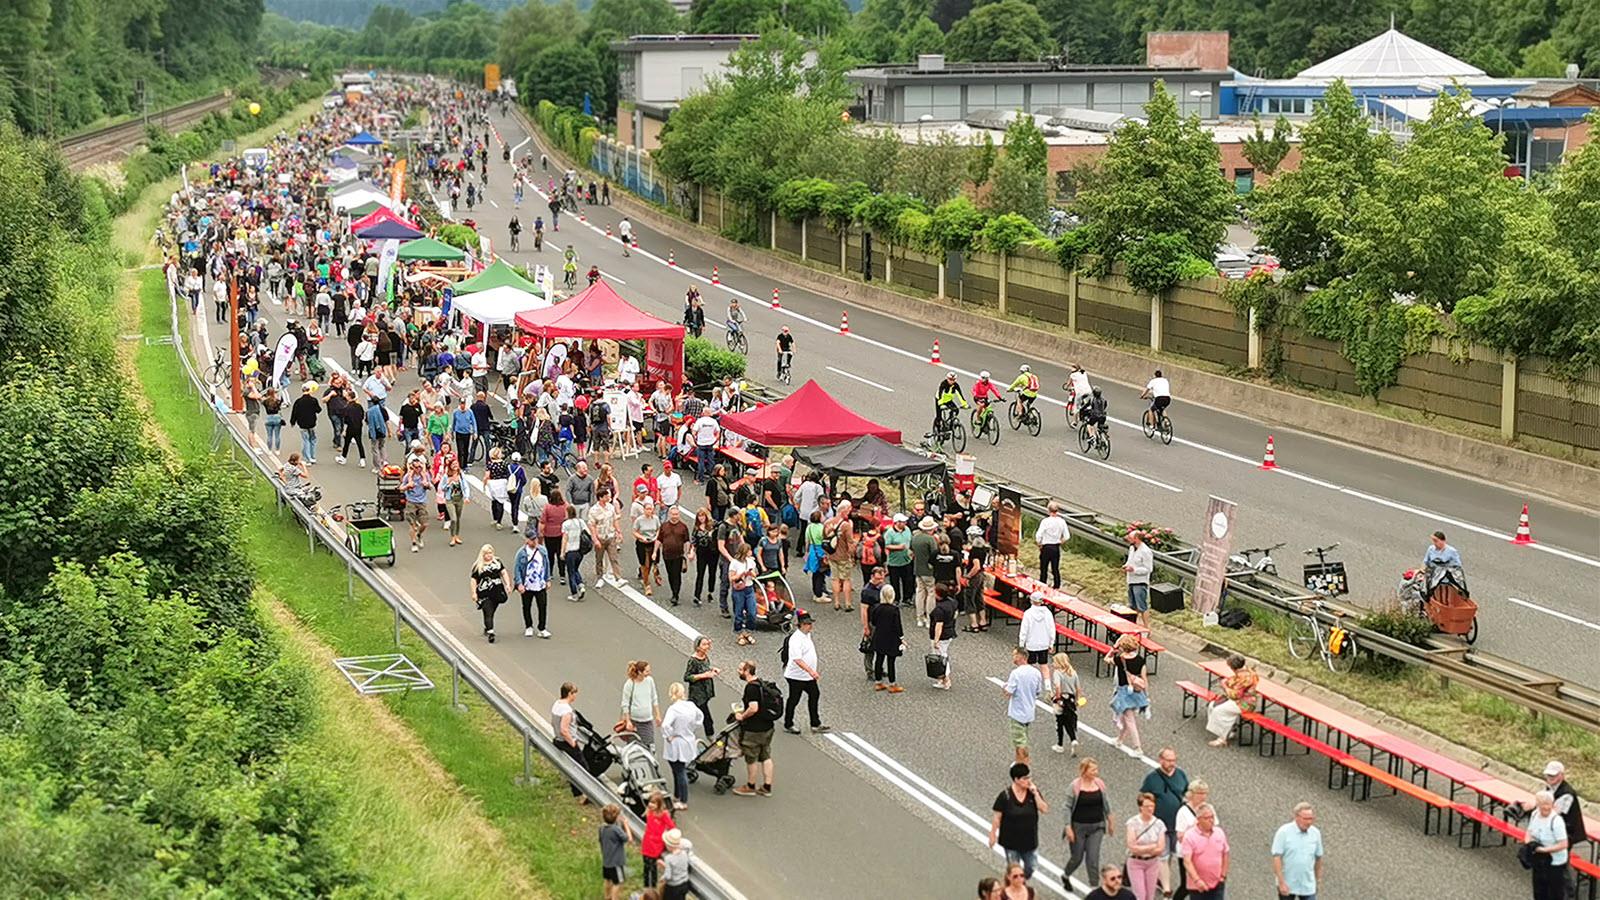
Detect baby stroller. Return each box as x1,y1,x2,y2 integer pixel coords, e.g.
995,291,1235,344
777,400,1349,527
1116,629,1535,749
686,721,741,795
608,731,670,816
571,709,616,778
753,569,796,633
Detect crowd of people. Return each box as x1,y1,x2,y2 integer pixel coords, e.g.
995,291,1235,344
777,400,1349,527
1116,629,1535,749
167,75,1583,900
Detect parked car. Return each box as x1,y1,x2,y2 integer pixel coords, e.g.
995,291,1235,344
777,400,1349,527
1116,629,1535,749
1214,244,1253,279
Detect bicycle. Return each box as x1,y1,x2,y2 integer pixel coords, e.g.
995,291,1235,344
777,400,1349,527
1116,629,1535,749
927,407,966,454
562,267,577,291
1227,542,1285,578
1287,598,1360,673
205,347,229,388
1007,396,1042,437
1302,543,1348,597
725,323,748,355
1076,419,1111,460
972,400,1000,446
508,229,520,252
775,350,792,385
1142,404,1174,445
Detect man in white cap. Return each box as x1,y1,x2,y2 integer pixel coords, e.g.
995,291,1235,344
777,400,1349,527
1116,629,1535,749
1019,591,1057,683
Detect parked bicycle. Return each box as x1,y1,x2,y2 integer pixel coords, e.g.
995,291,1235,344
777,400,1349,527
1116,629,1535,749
205,346,229,388
1076,418,1111,460
1287,598,1360,673
1227,542,1285,577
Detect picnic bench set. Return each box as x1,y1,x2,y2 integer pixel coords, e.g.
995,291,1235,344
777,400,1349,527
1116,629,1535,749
984,569,1166,676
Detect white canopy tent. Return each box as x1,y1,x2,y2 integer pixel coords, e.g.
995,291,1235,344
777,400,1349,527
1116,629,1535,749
329,188,397,212
325,165,359,184
451,284,551,326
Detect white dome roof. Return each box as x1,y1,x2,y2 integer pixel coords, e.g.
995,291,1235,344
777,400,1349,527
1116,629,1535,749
1297,27,1484,80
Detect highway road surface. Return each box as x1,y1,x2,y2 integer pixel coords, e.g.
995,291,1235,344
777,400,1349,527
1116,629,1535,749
182,108,1558,896
485,109,1600,695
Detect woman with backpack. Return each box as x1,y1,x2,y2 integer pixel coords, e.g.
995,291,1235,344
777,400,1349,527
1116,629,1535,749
856,524,886,587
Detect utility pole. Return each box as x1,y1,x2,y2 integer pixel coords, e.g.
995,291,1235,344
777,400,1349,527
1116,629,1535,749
229,271,244,413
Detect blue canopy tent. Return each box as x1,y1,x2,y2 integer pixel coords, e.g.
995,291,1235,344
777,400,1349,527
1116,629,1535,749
354,219,423,240
346,130,384,147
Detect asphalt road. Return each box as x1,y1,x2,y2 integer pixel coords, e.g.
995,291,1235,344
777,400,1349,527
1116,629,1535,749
186,115,1551,895
482,109,1600,694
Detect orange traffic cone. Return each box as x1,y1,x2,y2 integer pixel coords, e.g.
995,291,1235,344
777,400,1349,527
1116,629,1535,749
930,340,941,365
1259,435,1278,470
771,288,780,310
711,266,720,285
668,250,675,267
631,235,639,249
605,224,612,239
840,311,850,334
1511,503,1536,545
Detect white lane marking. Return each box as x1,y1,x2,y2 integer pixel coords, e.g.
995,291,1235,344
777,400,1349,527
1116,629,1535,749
489,200,499,209
599,270,628,285
522,141,1600,571
826,365,894,392
613,579,702,642
1061,451,1183,493
509,136,529,164
824,733,1079,898
1506,596,1600,631
984,675,1160,768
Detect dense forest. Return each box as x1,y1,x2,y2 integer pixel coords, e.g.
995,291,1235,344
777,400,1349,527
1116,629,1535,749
0,0,265,137
268,0,525,28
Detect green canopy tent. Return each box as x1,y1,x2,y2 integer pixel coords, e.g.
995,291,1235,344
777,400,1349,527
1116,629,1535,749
345,199,385,217
454,258,541,295
396,236,467,262
452,258,550,326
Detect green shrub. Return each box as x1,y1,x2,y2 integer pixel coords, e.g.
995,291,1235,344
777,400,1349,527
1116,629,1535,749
438,223,478,251
822,181,871,232
977,213,1042,254
1123,232,1208,295
1358,603,1438,648
929,196,987,253
894,208,932,248
684,336,747,386
854,191,922,235
773,177,836,222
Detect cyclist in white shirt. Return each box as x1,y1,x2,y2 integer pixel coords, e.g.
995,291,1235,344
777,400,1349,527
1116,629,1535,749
1141,369,1172,430
1065,365,1093,422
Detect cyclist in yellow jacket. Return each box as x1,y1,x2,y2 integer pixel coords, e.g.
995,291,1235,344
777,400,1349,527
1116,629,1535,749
1007,364,1041,418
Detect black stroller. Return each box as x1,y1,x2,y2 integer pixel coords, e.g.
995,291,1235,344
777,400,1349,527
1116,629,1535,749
686,720,741,795
571,709,669,815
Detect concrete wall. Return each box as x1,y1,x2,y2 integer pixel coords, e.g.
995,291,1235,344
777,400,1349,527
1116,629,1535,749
1518,357,1600,450
636,48,737,105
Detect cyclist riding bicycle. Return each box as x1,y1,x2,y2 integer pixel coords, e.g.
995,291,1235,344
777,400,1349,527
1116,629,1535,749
932,371,967,433
507,215,521,251
1141,368,1171,429
1006,364,1040,416
532,216,544,251
586,265,601,286
1082,386,1109,431
1065,364,1093,422
775,326,795,378
726,297,747,335
971,370,1003,423
562,258,578,290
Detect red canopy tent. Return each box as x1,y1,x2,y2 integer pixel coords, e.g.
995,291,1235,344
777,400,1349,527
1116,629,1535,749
514,280,685,389
349,205,417,233
718,379,901,446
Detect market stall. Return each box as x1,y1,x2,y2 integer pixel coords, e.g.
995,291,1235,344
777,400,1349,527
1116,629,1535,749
513,280,684,389
396,236,467,262
453,259,551,326
793,434,945,509
717,379,901,446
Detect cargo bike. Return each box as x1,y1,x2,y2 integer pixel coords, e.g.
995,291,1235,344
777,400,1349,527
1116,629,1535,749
331,501,397,567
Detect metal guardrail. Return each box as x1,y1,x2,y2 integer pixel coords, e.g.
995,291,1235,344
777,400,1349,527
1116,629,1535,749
164,282,739,900
731,380,1599,733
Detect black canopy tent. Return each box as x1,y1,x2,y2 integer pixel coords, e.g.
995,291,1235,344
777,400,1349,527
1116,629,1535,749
793,435,946,509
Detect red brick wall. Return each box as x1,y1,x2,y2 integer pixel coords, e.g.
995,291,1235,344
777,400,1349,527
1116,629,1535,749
1146,32,1231,71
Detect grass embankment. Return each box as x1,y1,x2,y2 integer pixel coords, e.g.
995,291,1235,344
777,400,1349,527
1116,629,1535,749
1012,530,1598,795
130,265,610,898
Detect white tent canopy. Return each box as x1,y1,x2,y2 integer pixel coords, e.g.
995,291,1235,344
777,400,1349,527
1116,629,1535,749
325,166,358,184
451,284,551,325
329,188,397,212
1297,27,1485,80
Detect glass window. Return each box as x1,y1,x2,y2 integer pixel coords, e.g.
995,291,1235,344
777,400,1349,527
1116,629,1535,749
931,85,962,119
1233,168,1254,193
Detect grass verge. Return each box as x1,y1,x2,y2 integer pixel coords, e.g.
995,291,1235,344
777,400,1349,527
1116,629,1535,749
129,264,619,898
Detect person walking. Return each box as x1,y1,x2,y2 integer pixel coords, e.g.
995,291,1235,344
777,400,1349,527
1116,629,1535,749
911,515,939,622
620,659,661,749
1124,530,1154,628
1527,789,1572,900
1173,780,1215,900
587,487,624,585
1062,757,1113,889
1124,793,1168,900
683,636,720,737
928,583,957,690
660,683,699,810
730,660,776,797
1178,804,1228,900
727,540,759,646
551,682,588,802
1035,502,1068,589
1019,592,1056,683
290,381,322,463
450,397,478,464
657,506,690,605
781,611,833,733
560,504,588,600
1107,635,1149,753
1206,654,1259,747
485,446,512,529
825,500,857,612
1140,748,1190,895
633,498,661,595
261,387,284,452
1004,645,1044,762
514,533,552,638
989,762,1049,880
691,508,718,606
869,586,905,693
540,487,569,577
469,544,512,643
1271,803,1324,900
440,456,470,547
1522,760,1585,900
1085,865,1136,900
1050,653,1082,755
399,458,433,553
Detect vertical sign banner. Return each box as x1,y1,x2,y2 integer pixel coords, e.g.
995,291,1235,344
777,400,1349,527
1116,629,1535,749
270,333,299,388
996,485,1023,560
1193,495,1238,620
389,158,406,205
377,238,400,306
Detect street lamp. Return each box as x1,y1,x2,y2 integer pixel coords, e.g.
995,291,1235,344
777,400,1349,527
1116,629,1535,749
917,113,933,142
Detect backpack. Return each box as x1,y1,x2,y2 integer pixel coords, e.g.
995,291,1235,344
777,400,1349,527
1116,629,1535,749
1218,607,1251,629
757,679,783,722
590,401,610,428
743,506,767,540
859,536,883,567
779,632,791,665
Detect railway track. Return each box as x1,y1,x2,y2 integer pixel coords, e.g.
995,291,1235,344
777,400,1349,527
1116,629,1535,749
59,93,236,169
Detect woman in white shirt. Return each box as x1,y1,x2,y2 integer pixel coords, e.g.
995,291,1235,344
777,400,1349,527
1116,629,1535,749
1527,789,1570,900
1124,792,1167,900
727,541,758,647
659,682,700,810
620,659,661,749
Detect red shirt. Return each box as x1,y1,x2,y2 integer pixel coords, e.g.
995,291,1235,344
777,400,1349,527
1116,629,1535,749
972,379,1002,402
640,810,676,858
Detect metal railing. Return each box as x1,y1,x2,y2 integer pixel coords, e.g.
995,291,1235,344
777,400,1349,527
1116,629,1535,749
163,280,740,900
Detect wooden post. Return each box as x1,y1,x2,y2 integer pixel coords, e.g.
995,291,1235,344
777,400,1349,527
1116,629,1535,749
1067,268,1078,332
1501,355,1518,440
1247,307,1262,369
696,183,703,225
800,218,808,260
997,252,1008,315
937,256,946,300
770,209,777,251
1149,293,1163,351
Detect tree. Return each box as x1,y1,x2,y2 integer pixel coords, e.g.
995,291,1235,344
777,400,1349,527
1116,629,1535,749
1074,82,1234,266
587,0,682,38
945,0,1054,62
692,0,850,35
1252,80,1389,289
984,113,1049,222
500,0,585,85
968,130,996,188
901,16,948,58
855,0,935,61
526,40,606,111
1515,38,1569,76
1241,114,1293,176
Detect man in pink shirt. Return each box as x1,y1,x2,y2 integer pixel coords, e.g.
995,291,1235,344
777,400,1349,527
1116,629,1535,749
1178,804,1229,899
